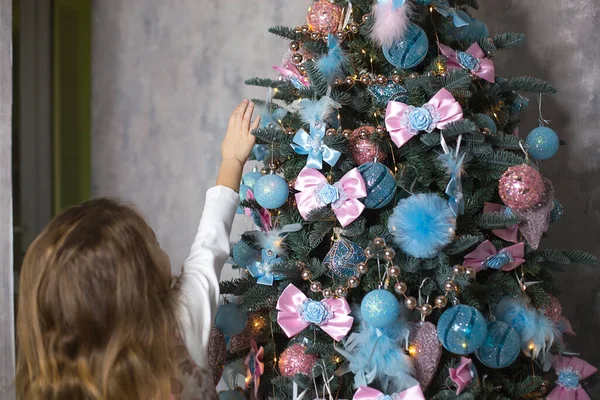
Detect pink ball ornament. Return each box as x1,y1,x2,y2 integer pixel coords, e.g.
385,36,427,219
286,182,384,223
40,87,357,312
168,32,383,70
541,294,563,323
498,164,545,211
278,343,318,377
350,126,386,165
307,0,343,34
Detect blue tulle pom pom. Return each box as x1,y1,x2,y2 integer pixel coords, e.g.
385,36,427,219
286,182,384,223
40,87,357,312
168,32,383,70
388,193,456,258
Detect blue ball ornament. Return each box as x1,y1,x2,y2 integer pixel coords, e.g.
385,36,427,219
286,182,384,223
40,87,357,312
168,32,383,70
477,114,497,134
219,391,246,400
361,289,400,328
550,199,563,222
476,321,521,368
254,174,289,209
526,126,560,160
215,303,248,337
232,239,260,267
382,22,429,69
237,184,252,214
414,0,432,4
388,193,456,259
358,162,396,209
437,305,488,355
242,170,263,188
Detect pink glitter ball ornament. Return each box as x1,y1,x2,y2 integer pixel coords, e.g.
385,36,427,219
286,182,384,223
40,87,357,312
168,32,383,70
278,343,318,377
307,0,343,34
541,294,563,323
350,126,386,165
498,164,545,211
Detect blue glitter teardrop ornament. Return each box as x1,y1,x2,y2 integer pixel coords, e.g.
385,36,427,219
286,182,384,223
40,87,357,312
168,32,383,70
550,199,563,222
215,303,248,337
232,240,260,267
437,305,488,355
382,22,429,69
323,237,367,279
526,126,560,160
476,321,520,368
357,162,396,209
361,289,401,329
254,174,289,209
368,81,408,109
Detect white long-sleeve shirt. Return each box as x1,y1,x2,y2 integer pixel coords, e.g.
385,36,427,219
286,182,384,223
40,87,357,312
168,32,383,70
176,185,239,370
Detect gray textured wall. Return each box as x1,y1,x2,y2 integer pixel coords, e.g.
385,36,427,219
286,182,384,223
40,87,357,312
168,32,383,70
92,0,600,373
0,1,15,398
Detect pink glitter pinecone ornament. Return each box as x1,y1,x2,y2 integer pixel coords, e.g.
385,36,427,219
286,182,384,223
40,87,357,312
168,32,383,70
207,327,227,385
350,126,386,165
278,343,318,377
499,164,545,211
307,0,343,34
541,294,563,323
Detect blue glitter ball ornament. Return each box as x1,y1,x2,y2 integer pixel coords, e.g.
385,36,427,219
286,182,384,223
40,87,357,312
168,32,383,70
388,193,456,258
550,199,563,222
324,237,367,279
242,169,263,188
232,239,260,267
437,305,488,355
477,114,497,134
526,126,560,160
382,22,429,69
358,162,396,209
368,81,408,109
254,174,289,209
476,321,520,368
215,303,248,337
361,289,401,328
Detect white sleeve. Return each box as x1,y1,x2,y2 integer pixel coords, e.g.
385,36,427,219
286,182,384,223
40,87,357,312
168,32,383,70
176,185,239,369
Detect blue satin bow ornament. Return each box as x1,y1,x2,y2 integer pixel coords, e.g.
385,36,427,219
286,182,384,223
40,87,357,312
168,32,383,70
246,249,286,286
438,133,465,216
431,0,469,27
260,107,288,129
291,121,341,169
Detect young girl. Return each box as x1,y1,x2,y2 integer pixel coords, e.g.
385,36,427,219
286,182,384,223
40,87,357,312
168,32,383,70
16,100,260,399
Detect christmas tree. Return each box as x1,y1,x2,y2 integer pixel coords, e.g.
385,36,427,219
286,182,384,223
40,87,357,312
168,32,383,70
212,1,599,399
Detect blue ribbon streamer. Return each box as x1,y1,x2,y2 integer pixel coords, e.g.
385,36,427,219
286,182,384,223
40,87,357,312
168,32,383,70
432,0,469,27
291,122,341,169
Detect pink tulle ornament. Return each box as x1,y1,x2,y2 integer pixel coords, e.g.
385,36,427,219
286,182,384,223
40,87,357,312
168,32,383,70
307,0,343,34
498,164,545,211
369,0,412,48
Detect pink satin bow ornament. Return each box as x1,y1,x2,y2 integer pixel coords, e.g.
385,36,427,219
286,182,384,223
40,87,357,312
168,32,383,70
294,167,367,227
483,202,518,243
548,355,597,400
244,339,264,397
463,240,525,272
353,385,425,400
244,190,272,232
385,88,463,148
276,283,353,342
439,42,495,83
449,357,478,395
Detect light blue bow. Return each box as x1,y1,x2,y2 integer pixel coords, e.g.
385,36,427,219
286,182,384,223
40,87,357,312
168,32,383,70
377,0,406,11
432,0,469,27
246,250,286,286
291,121,341,170
438,134,465,216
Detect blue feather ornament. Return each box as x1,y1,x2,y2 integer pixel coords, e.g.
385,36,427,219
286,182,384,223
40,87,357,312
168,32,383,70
296,96,340,127
316,34,347,84
388,193,456,258
495,297,559,360
337,308,416,393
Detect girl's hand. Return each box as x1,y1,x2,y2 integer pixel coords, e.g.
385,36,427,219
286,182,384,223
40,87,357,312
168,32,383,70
221,100,260,166
216,100,260,192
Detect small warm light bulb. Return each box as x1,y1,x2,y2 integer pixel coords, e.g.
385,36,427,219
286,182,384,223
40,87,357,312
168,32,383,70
408,346,417,356
245,376,252,384
462,343,468,349
429,6,434,12
528,343,535,351
273,88,279,93
361,49,367,55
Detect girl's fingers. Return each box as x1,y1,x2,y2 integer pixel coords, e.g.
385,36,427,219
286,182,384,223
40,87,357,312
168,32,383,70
230,100,249,128
250,115,261,132
242,102,255,131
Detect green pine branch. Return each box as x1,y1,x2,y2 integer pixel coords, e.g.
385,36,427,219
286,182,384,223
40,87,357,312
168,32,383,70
506,76,557,94
268,25,301,41
493,33,526,49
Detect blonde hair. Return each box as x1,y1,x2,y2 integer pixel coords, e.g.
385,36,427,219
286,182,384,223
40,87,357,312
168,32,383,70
16,198,177,399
